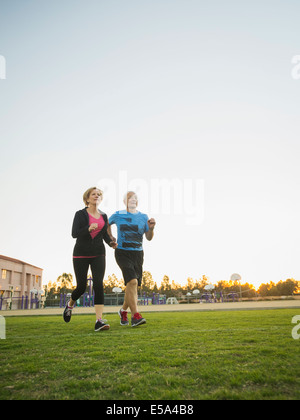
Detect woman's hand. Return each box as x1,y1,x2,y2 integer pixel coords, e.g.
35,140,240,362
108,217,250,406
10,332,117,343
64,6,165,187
89,223,98,232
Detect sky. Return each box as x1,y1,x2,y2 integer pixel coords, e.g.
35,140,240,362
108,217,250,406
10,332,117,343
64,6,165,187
0,0,300,289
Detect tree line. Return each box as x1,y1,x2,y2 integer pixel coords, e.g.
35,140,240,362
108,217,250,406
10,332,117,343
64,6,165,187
44,272,299,299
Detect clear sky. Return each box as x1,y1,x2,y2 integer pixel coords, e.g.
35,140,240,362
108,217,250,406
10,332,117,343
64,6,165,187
1,0,300,289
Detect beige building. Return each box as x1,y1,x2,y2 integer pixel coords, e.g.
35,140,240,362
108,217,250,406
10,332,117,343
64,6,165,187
0,255,43,310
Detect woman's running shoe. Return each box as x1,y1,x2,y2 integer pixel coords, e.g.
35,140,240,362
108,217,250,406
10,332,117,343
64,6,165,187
95,319,110,332
63,302,73,323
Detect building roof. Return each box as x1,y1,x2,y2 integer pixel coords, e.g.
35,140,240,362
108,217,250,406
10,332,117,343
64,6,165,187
0,255,43,270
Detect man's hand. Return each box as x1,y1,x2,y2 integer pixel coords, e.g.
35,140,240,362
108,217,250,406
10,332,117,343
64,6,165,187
147,218,156,230
109,237,118,249
145,218,156,241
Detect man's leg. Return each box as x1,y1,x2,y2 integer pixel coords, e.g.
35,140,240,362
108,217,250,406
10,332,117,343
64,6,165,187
123,278,138,315
122,278,146,327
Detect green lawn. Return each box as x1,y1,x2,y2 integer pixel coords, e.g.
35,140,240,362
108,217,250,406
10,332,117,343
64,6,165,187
1,309,299,400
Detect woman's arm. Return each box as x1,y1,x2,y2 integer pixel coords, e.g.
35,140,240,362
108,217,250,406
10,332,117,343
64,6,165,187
71,211,90,239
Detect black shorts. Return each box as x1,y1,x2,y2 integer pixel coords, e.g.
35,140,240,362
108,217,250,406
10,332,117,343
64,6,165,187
115,249,144,286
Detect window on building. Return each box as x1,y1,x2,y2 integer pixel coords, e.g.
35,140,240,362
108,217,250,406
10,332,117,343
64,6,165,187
1,270,7,280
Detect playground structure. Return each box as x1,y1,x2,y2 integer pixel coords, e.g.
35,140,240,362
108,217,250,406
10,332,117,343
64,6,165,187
0,291,44,311
138,293,166,305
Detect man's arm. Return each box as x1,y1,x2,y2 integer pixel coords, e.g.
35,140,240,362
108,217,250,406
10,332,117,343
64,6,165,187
145,218,156,241
107,224,118,248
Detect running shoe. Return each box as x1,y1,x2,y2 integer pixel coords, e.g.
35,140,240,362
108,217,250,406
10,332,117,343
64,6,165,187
131,312,146,327
63,302,73,323
95,319,110,332
118,308,129,326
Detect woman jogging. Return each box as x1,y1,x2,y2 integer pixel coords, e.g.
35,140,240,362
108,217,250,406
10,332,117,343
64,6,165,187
63,187,117,331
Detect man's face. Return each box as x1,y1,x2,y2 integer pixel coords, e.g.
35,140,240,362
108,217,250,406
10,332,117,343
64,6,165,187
126,193,138,210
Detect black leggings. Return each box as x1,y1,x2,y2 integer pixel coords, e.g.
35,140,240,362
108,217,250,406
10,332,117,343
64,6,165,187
72,256,105,305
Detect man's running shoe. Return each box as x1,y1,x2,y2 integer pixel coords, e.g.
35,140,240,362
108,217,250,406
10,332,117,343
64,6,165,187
95,319,110,332
131,312,146,327
118,308,129,326
63,302,73,323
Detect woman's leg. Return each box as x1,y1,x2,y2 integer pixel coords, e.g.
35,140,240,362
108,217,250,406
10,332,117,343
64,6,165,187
71,258,90,304
90,255,106,319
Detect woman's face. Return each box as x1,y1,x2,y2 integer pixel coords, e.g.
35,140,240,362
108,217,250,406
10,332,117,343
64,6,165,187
88,189,103,206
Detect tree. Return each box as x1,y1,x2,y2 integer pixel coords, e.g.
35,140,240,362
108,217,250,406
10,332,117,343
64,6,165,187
185,277,195,291
240,282,257,298
277,279,299,295
153,282,159,293
103,274,124,294
56,273,74,292
194,275,209,292
44,281,58,301
141,271,155,294
160,275,172,296
258,279,300,297
44,274,74,306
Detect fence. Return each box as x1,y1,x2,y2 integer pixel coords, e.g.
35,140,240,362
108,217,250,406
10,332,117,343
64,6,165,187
56,292,126,308
183,291,240,304
0,290,240,311
57,292,166,308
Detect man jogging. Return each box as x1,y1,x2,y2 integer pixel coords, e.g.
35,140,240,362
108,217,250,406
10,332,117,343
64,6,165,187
108,191,156,327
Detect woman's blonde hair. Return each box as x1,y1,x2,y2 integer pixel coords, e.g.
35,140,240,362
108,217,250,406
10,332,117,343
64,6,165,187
83,187,103,206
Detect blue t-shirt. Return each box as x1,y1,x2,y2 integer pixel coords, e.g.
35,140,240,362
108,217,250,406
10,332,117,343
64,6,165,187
109,210,149,251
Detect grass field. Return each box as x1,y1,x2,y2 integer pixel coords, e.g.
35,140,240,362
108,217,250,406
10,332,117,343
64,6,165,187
1,308,300,400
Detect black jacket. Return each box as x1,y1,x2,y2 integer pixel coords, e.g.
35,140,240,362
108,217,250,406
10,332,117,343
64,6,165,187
72,208,112,257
